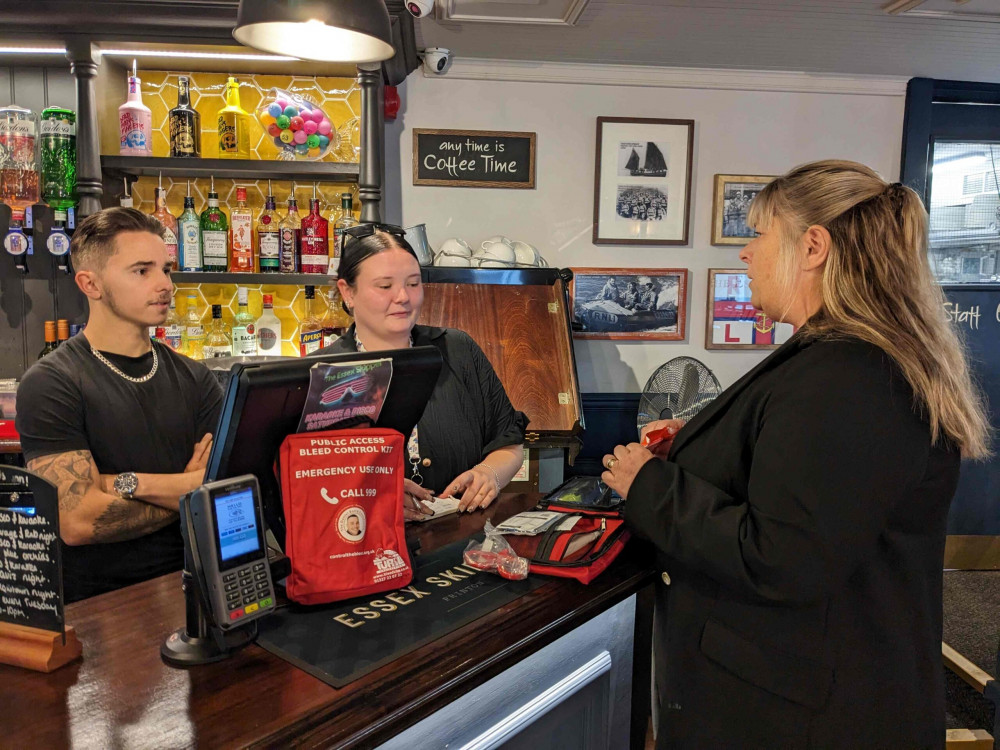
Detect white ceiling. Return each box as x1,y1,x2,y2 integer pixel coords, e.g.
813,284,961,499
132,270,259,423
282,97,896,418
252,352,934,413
415,0,1000,82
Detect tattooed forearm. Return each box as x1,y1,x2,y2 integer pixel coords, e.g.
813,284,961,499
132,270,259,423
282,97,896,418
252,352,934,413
92,499,176,544
28,450,98,514
27,449,177,544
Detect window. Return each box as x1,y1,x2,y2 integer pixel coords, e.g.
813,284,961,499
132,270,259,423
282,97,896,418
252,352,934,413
927,141,1000,283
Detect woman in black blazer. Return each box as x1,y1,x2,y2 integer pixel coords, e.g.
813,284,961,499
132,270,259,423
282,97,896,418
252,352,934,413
603,160,989,749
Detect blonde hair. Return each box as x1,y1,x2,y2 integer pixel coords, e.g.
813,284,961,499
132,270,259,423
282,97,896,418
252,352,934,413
747,159,990,460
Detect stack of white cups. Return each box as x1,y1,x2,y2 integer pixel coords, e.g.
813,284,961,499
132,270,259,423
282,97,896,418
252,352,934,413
433,235,549,267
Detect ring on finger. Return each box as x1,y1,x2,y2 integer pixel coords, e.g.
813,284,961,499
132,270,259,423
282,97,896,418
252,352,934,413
605,456,619,470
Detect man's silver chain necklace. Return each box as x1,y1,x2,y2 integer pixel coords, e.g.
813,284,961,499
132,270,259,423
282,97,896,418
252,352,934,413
90,345,158,384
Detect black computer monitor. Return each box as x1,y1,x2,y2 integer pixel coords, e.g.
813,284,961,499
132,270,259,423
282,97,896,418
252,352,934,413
204,347,443,547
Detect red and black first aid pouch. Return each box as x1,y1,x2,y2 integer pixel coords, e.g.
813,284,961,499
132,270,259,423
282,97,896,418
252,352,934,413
279,428,412,605
495,478,630,585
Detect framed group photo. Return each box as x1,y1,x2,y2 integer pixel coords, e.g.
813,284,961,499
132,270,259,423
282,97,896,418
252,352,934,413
571,267,688,340
705,269,796,350
593,117,694,246
711,174,774,245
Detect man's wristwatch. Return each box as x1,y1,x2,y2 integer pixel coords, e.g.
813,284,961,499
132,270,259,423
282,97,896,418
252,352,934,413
113,471,139,499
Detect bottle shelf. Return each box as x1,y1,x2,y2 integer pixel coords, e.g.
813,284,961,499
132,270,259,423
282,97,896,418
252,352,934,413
171,272,337,286
101,156,360,183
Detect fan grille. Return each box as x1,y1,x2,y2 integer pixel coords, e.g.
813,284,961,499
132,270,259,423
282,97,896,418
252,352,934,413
638,356,722,435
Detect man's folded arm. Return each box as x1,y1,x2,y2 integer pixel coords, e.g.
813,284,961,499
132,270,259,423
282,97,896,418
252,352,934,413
27,449,177,545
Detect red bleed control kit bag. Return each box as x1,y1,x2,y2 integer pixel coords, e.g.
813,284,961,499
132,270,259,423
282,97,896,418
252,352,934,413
503,505,629,585
278,428,412,604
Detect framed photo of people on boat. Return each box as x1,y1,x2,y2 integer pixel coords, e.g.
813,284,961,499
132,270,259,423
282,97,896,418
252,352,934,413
711,174,775,245
705,269,796,350
570,267,688,340
593,117,694,246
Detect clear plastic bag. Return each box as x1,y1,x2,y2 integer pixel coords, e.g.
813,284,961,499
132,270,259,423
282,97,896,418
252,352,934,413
463,520,530,580
255,87,338,161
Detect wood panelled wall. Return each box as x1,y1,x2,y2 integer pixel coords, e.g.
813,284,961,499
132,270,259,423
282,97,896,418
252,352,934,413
0,66,87,378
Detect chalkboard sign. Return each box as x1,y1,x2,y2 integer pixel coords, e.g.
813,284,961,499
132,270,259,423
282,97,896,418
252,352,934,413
0,466,64,633
413,129,536,189
942,286,1000,535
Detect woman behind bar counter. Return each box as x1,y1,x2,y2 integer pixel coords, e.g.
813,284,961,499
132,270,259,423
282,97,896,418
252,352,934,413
602,160,989,748
319,224,527,521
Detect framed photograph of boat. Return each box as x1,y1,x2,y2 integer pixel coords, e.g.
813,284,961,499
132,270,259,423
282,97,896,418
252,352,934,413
705,269,796,350
570,267,688,340
593,117,694,246
711,174,775,245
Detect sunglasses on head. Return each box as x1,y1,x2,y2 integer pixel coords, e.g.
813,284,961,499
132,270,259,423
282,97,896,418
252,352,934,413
342,222,406,244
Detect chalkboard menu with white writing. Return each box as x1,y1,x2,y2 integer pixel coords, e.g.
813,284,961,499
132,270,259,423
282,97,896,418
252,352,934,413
0,466,64,633
943,286,1000,535
413,129,536,189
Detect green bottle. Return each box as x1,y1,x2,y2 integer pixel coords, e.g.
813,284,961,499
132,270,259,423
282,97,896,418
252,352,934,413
200,175,229,272
40,106,76,210
178,180,202,271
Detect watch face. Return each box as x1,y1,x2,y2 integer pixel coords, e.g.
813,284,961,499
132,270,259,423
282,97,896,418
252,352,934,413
115,472,138,496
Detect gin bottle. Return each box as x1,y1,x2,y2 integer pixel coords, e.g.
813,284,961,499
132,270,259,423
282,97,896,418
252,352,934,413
257,182,280,273
178,181,202,271
200,176,229,272
279,194,301,273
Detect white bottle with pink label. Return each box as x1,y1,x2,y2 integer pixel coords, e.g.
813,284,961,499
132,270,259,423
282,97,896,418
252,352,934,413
118,60,152,156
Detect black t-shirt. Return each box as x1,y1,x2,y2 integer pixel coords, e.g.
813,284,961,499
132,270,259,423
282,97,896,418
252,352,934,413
15,333,223,602
320,325,528,493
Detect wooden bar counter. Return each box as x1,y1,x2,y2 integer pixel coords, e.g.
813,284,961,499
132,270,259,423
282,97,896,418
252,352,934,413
0,493,655,749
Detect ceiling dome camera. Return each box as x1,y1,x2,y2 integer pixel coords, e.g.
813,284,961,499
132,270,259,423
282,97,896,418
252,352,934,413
407,0,433,18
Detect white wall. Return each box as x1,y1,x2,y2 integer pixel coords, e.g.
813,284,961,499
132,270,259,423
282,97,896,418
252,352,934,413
384,60,907,392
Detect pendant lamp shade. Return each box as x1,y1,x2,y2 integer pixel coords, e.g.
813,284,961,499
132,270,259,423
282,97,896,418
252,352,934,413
233,0,395,63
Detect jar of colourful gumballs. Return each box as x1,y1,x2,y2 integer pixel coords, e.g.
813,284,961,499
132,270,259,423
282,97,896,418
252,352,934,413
256,88,338,161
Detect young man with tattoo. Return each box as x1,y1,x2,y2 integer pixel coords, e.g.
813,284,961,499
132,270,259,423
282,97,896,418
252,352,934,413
16,208,223,602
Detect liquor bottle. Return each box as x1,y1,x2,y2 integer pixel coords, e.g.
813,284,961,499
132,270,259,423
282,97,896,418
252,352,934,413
230,186,254,272
300,188,329,275
178,181,202,272
279,194,301,273
169,75,200,158
257,181,280,273
0,104,40,224
118,60,152,156
321,287,352,347
298,285,324,356
203,305,233,358
39,106,76,210
256,294,282,356
200,176,229,272
162,297,183,351
38,321,57,359
231,286,258,356
331,192,357,275
152,178,179,271
182,293,205,360
69,324,82,337
217,76,251,159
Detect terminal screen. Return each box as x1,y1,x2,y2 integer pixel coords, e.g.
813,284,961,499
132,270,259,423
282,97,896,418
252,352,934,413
213,487,260,562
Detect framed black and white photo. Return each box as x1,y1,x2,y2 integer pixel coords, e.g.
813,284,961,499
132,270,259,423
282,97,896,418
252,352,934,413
593,117,694,246
711,174,774,245
570,267,688,340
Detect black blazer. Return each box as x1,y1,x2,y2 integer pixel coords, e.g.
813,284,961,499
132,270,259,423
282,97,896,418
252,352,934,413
625,334,960,749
